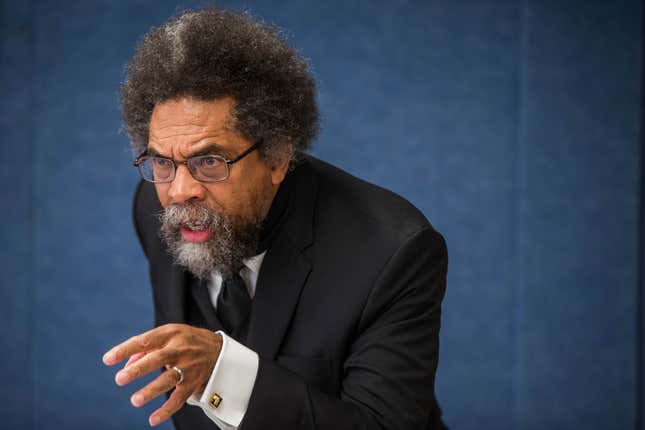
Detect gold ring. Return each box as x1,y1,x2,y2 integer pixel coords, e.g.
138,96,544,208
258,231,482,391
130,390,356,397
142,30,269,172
170,365,184,385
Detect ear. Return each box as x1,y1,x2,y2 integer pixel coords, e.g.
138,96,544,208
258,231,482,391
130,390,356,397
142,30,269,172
268,145,294,185
270,155,291,185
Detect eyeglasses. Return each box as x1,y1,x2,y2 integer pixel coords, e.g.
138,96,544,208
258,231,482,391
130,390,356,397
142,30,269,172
134,142,260,183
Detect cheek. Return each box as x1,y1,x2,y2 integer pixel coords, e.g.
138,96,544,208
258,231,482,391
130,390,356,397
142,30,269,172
244,174,278,219
209,182,252,215
197,160,276,218
201,182,235,213
226,173,274,218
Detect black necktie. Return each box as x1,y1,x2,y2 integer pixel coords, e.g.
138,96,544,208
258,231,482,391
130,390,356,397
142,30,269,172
216,272,252,340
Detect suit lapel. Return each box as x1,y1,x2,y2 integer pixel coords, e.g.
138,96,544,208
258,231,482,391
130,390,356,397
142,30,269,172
246,235,311,358
246,158,318,359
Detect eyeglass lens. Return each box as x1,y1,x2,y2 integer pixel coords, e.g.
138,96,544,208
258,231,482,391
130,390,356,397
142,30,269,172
138,156,229,183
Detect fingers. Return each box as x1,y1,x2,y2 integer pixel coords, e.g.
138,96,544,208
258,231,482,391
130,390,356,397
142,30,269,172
130,369,180,408
124,351,147,369
149,385,191,427
102,324,218,426
103,325,177,365
115,350,168,386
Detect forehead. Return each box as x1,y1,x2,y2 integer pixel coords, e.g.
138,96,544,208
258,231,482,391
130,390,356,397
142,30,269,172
148,97,240,155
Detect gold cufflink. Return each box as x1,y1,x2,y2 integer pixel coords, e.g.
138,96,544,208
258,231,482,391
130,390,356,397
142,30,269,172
209,393,222,408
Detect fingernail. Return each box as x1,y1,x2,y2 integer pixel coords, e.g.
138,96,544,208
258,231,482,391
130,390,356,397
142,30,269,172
103,351,115,364
115,371,129,385
131,394,143,407
150,415,160,426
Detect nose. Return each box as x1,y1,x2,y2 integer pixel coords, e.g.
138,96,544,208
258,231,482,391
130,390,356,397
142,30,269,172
167,164,205,204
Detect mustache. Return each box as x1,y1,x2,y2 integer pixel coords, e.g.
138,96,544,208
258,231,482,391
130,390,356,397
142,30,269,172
159,202,222,230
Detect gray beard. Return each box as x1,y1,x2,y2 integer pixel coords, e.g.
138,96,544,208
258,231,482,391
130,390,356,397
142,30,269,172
158,203,260,280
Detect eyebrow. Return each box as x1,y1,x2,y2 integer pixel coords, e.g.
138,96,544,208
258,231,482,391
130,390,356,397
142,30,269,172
146,143,232,159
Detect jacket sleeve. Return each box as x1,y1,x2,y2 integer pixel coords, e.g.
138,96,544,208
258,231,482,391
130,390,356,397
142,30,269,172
240,227,448,430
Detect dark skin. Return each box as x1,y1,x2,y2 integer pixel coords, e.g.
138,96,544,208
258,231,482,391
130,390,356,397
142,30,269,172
103,325,222,426
103,97,290,426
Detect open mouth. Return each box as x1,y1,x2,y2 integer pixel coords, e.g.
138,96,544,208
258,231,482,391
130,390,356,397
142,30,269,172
180,225,212,243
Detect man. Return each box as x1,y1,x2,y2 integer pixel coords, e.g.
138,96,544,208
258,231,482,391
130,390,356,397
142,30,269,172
103,7,448,430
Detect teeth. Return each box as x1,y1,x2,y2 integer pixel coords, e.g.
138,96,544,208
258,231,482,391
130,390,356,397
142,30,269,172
185,224,206,231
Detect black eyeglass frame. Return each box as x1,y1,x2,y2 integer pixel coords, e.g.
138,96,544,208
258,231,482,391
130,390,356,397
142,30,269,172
133,141,261,183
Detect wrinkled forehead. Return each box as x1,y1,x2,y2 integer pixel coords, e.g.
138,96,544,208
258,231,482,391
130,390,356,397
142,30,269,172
148,97,240,158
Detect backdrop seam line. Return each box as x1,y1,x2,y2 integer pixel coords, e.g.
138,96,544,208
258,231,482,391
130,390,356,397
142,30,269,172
27,2,37,428
636,2,645,428
512,1,529,429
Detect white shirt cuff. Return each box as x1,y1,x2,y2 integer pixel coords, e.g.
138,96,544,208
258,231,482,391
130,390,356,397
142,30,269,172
186,331,259,429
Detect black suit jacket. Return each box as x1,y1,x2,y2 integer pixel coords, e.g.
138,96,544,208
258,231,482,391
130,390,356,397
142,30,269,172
133,155,448,430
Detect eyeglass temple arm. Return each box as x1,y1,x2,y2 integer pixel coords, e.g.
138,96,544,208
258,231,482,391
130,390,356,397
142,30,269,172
133,140,261,166
133,150,148,166
227,141,261,164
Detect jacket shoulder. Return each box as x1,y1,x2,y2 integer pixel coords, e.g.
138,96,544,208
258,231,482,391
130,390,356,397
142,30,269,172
305,156,436,243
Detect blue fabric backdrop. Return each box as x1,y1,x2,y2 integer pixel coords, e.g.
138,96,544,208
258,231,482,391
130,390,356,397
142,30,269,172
1,1,642,429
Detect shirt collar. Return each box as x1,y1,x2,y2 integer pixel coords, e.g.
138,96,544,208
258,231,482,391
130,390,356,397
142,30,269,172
242,251,266,274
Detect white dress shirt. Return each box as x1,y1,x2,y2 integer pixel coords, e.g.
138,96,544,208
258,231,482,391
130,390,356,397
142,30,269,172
186,252,266,429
